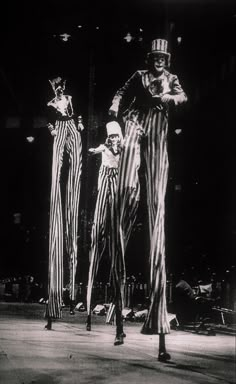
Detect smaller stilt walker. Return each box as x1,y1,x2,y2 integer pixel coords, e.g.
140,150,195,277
86,121,123,332
45,77,84,330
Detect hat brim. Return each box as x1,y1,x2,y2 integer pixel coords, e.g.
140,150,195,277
147,51,171,58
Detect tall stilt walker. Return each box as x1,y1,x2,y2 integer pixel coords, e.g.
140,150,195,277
45,77,84,329
86,121,123,331
108,39,187,358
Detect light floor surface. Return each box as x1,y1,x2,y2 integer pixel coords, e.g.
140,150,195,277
0,303,235,384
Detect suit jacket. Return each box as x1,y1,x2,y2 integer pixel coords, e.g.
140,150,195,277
111,69,187,114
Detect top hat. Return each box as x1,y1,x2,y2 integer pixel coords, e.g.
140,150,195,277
147,39,171,66
49,77,66,94
106,121,123,139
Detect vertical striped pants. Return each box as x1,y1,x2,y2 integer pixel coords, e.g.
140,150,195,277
87,165,118,316
46,119,82,319
113,108,170,334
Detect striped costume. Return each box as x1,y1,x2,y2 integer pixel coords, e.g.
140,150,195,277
110,69,187,335
86,140,121,329
46,92,83,320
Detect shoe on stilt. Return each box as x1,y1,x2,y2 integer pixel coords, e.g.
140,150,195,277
44,317,52,330
114,333,124,346
86,324,91,331
70,302,75,315
158,352,171,362
86,315,91,331
44,322,52,330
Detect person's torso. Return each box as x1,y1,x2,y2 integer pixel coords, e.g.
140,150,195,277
48,95,72,117
101,146,120,168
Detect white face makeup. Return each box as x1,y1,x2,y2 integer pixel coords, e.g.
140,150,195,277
55,86,64,98
152,54,166,75
109,134,119,145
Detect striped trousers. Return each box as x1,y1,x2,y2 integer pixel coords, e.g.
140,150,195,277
113,108,170,334
46,119,82,319
87,165,118,317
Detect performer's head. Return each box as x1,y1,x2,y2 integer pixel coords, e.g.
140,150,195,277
146,39,171,74
105,121,123,147
49,77,66,96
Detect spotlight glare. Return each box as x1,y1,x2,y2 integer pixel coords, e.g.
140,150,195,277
26,136,35,143
60,33,71,42
124,32,133,43
175,129,182,135
177,36,182,44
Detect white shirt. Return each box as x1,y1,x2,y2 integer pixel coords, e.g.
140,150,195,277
93,144,120,169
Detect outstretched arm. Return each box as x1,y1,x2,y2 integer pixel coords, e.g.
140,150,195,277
88,144,105,154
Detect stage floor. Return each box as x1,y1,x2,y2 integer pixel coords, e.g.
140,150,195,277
0,303,235,384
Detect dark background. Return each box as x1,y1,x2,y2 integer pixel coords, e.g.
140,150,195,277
0,0,235,284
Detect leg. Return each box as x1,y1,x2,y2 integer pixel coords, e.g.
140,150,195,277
111,120,141,344
65,122,82,312
46,122,67,326
141,111,170,357
86,168,109,330
44,316,52,330
86,313,92,332
158,334,171,362
114,305,125,346
113,276,126,346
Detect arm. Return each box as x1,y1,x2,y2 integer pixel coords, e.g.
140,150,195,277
67,95,74,116
170,75,188,105
46,103,57,136
69,96,85,132
77,115,85,132
108,71,140,117
88,144,105,154
161,74,187,106
47,123,57,136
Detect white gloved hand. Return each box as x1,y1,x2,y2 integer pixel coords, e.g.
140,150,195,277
51,129,57,137
78,116,84,131
160,94,174,104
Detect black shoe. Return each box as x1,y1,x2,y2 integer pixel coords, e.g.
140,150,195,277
158,352,171,362
114,334,124,346
86,324,91,331
44,317,52,330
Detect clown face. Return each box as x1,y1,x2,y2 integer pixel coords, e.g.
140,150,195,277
109,134,120,145
55,86,64,98
152,54,166,75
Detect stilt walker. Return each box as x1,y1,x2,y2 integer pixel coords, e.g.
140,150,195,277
86,121,123,331
108,39,187,357
45,77,84,329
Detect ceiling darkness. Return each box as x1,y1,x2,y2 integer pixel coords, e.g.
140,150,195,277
1,0,235,281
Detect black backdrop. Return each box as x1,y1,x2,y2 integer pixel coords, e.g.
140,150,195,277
0,0,235,283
